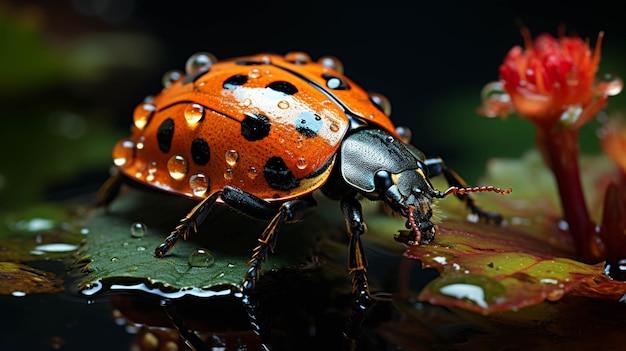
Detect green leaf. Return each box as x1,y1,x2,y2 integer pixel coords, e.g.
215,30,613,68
397,150,622,312
0,203,85,262
75,188,323,291
0,262,64,295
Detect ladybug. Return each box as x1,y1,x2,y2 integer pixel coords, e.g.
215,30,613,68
98,51,510,344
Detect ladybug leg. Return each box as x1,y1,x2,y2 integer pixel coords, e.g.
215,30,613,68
95,169,123,209
221,187,316,347
226,194,317,291
424,158,503,224
340,195,372,347
154,191,223,257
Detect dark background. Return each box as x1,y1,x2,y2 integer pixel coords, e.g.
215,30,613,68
1,2,625,350
2,0,625,207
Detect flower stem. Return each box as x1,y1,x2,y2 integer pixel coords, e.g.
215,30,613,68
536,128,605,263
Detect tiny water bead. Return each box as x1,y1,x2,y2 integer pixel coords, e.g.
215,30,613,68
317,55,344,74
188,248,215,267
146,162,157,182
248,68,262,79
167,154,188,180
161,69,182,88
247,166,258,179
369,92,392,116
224,168,234,180
296,157,307,170
225,149,239,166
597,73,624,96
395,126,412,143
136,135,145,149
133,103,156,130
185,52,217,74
113,138,135,167
184,103,205,124
479,81,512,118
189,173,209,196
285,51,311,64
130,222,147,238
277,100,290,109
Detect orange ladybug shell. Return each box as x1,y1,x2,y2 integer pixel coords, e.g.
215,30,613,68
113,52,400,202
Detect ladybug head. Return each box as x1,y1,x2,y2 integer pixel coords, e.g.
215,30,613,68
374,167,438,245
338,129,440,244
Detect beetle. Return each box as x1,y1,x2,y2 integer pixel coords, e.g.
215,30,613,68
98,51,510,346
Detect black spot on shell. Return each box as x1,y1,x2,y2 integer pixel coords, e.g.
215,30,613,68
235,60,265,66
264,156,299,191
157,118,175,153
295,111,322,138
191,138,211,165
241,113,271,141
223,74,249,89
266,81,298,95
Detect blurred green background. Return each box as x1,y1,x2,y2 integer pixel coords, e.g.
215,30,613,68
1,0,625,213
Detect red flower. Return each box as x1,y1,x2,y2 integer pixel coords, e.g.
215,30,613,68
483,29,609,130
479,28,624,264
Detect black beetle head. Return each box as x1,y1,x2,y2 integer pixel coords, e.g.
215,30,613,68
375,167,437,245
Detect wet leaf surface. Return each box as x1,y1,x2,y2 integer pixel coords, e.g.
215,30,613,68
397,151,626,312
0,261,64,294
75,187,325,292
0,203,86,262
376,293,626,351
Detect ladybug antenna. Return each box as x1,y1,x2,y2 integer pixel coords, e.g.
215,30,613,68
434,185,512,198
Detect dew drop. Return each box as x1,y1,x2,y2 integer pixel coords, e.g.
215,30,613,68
241,98,252,107
133,103,155,130
113,138,135,167
32,243,78,254
167,154,188,180
395,126,412,143
189,173,209,196
277,100,290,109
80,228,90,235
248,68,262,79
317,55,344,74
296,157,307,169
330,123,340,132
224,168,234,180
136,135,145,150
479,81,512,118
146,162,157,182
247,166,258,179
188,248,215,267
597,73,624,96
184,103,205,124
369,92,392,116
285,51,311,64
546,288,565,301
618,258,626,272
225,149,239,166
185,52,217,74
162,69,183,88
130,222,147,238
